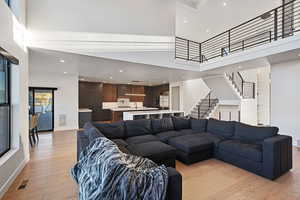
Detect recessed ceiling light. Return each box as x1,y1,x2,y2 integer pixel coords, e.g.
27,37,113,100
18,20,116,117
63,71,67,74
119,70,124,73
238,66,242,69
60,59,65,63
109,76,113,79
206,29,210,33
183,19,189,24
223,2,227,6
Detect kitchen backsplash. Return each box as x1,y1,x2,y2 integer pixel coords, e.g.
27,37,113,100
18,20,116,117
103,102,143,109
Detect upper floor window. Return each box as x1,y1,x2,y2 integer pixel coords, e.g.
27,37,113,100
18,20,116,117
0,55,11,158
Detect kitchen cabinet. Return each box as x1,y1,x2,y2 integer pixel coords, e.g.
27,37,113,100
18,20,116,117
144,84,169,108
103,84,117,102
79,82,112,121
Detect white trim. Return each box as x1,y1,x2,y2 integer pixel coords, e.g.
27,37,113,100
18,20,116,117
0,149,18,167
0,158,26,199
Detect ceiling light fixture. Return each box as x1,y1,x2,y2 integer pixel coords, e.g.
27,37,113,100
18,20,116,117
109,76,113,79
63,71,68,74
223,2,227,6
119,70,124,73
60,59,65,63
183,19,189,24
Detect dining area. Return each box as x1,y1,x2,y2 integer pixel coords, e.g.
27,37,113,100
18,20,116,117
29,114,39,146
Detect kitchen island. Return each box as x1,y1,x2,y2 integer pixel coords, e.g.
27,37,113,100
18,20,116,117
123,110,185,120
110,107,159,122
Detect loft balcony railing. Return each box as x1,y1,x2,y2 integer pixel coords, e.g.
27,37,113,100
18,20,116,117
176,0,300,63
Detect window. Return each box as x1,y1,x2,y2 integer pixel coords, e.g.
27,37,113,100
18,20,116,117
0,55,11,157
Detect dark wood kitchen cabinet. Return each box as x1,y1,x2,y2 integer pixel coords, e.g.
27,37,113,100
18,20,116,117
79,82,111,122
103,84,117,102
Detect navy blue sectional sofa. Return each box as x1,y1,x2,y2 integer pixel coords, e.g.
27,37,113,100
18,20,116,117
77,117,292,200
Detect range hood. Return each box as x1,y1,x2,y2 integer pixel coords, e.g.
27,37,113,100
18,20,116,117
125,93,146,97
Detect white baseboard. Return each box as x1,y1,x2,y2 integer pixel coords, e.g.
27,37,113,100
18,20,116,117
0,159,27,199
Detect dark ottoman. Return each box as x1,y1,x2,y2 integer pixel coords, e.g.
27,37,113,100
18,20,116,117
168,134,214,165
127,141,177,168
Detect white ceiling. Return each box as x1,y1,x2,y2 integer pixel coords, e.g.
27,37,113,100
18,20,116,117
176,0,282,42
29,48,204,86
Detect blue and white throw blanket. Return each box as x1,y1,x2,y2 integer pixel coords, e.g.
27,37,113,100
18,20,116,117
71,137,168,200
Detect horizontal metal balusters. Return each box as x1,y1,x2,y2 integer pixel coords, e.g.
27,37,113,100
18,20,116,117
175,0,300,63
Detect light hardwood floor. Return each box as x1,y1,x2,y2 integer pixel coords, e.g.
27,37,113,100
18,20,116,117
2,130,300,200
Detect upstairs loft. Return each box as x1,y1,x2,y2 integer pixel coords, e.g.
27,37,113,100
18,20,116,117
175,0,300,71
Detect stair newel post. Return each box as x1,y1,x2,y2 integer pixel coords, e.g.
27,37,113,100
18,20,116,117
242,80,244,97
208,92,211,108
274,9,278,41
187,40,190,60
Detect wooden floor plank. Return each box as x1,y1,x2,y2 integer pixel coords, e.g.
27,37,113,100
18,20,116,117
2,130,300,200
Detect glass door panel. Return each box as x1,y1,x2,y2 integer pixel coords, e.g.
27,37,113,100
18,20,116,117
34,90,53,131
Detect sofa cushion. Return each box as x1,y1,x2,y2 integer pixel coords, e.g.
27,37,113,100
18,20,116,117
127,141,176,163
111,139,128,147
125,119,152,137
111,139,130,154
234,122,279,143
85,127,105,142
178,129,197,135
93,121,125,139
207,118,235,138
156,131,187,143
172,117,191,130
219,140,263,162
83,122,94,131
197,132,225,148
168,135,214,154
126,135,160,145
191,119,208,133
152,118,174,133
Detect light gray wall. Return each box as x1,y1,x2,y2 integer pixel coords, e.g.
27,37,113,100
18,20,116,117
27,0,175,36
203,76,240,100
271,59,300,146
0,0,29,197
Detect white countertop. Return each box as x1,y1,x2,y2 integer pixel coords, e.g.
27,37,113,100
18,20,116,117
123,110,184,115
109,107,159,112
79,108,92,113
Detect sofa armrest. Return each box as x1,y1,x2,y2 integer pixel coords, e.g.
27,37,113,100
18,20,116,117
262,135,293,180
166,167,182,200
77,131,90,161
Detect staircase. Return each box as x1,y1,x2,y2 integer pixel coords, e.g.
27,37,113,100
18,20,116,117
225,72,256,99
190,92,219,119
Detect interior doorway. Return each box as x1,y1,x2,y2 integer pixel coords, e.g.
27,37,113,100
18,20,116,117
171,86,180,111
29,87,57,132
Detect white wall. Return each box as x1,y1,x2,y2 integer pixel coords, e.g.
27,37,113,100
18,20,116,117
176,0,281,42
239,68,258,125
29,72,79,131
257,66,271,125
27,0,175,36
271,59,300,146
0,0,29,198
170,78,210,114
203,75,240,100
